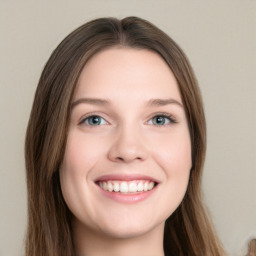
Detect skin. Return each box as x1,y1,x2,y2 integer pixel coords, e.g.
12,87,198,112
60,47,192,256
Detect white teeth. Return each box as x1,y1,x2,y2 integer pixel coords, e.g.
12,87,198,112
137,182,143,192
113,182,119,192
107,181,113,192
128,182,137,193
99,180,156,193
143,182,148,191
120,182,129,193
148,181,154,190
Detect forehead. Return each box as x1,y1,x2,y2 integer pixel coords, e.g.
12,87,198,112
75,47,181,102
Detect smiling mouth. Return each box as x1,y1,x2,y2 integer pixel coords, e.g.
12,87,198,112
97,180,157,194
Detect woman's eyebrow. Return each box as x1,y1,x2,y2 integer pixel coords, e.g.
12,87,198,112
71,98,110,109
147,98,183,107
71,97,183,109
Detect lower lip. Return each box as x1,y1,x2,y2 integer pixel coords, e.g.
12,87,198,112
98,185,158,204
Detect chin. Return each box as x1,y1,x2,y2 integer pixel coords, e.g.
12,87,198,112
100,224,156,239
95,213,164,240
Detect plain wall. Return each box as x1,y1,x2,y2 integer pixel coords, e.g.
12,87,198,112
0,1,255,255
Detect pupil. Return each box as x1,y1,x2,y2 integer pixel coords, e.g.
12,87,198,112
155,116,164,125
91,116,100,125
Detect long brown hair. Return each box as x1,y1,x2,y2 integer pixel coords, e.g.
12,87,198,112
25,16,226,256
247,239,256,256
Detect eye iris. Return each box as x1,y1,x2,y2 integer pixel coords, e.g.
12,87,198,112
88,116,101,125
153,116,166,125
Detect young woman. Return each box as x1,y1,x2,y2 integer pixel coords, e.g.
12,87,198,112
25,16,226,256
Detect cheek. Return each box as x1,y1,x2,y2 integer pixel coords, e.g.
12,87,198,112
151,132,191,216
59,139,84,216
151,130,192,175
61,130,112,183
59,132,99,217
63,132,102,170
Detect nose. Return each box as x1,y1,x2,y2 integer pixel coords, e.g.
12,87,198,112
107,125,148,163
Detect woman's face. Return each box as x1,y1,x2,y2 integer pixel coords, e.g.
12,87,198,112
60,47,192,239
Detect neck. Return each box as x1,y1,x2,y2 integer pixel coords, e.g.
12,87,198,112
72,219,165,256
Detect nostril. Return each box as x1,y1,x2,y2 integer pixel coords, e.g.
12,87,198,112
115,156,126,162
116,156,143,162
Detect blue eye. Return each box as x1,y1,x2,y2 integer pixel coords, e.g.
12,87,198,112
148,115,175,126
82,115,107,126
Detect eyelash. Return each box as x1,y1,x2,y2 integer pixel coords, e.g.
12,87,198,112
79,114,108,126
148,113,177,126
79,113,177,127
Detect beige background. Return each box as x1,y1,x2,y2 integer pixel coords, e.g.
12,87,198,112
0,1,255,255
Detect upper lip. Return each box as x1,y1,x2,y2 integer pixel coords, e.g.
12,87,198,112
94,174,160,183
